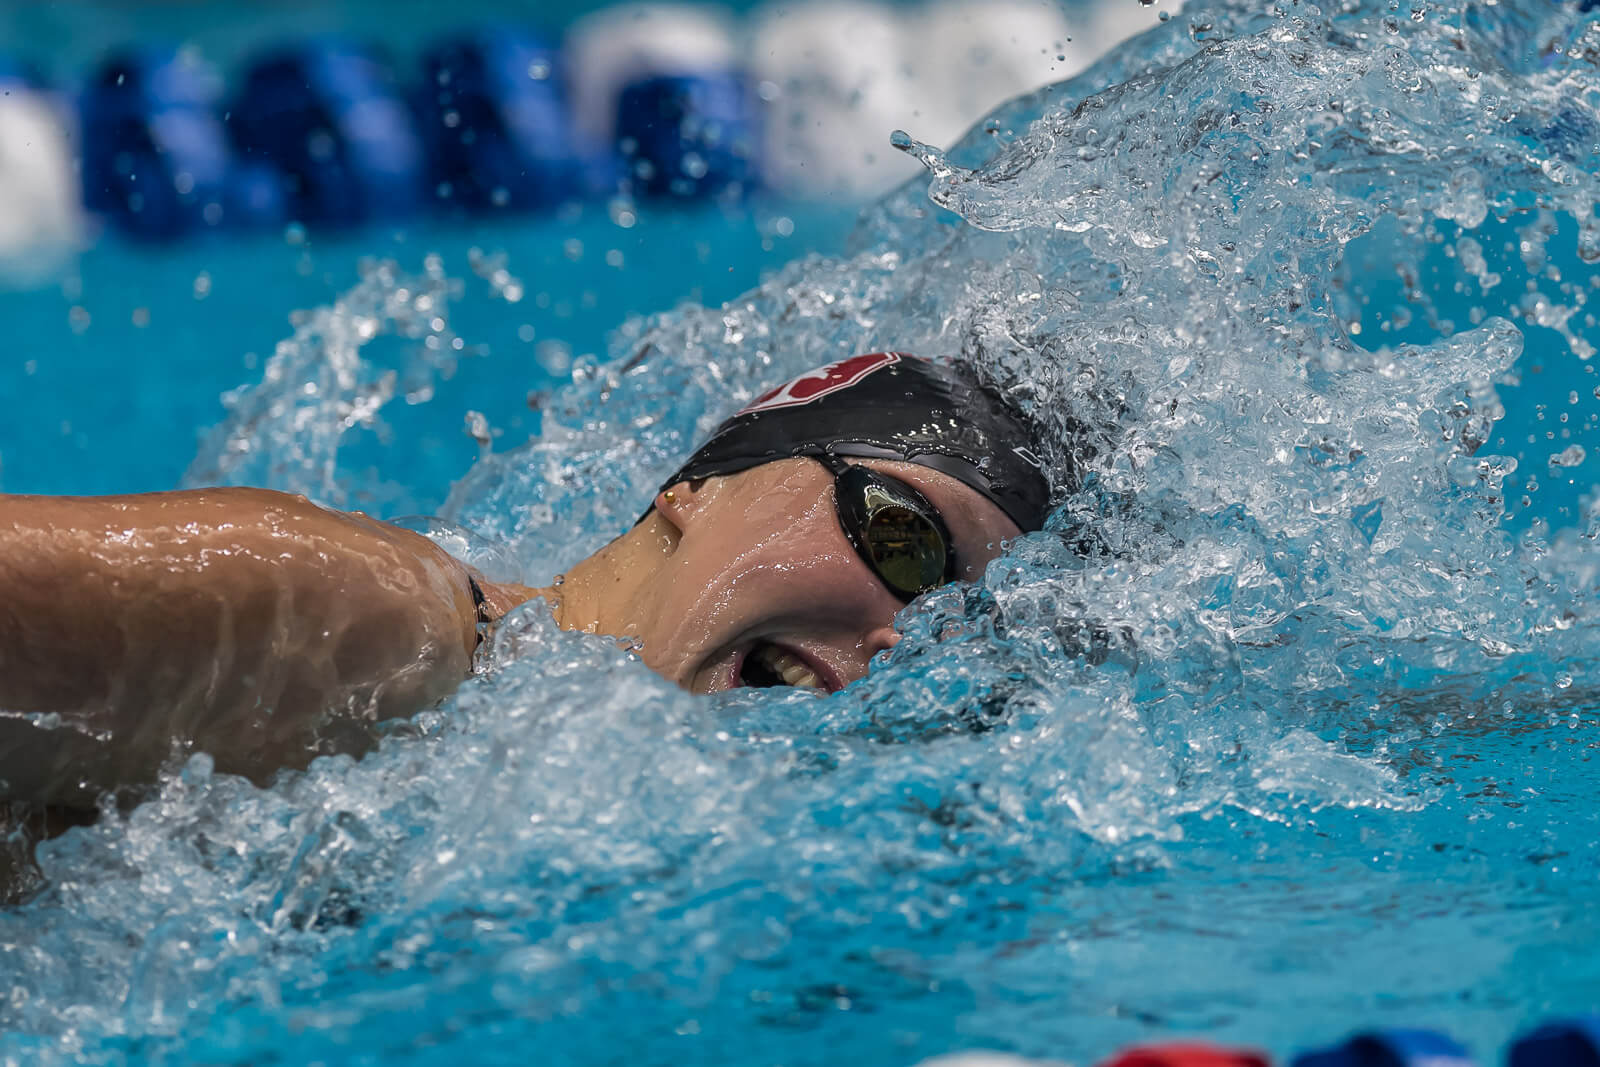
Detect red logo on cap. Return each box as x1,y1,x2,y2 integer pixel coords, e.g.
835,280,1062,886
740,352,903,414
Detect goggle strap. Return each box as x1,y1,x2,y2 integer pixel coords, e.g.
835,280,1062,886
815,451,851,477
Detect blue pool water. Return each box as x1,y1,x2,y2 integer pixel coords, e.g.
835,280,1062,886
4,0,1600,1064
0,204,853,504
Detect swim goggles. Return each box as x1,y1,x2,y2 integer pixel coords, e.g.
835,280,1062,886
815,453,956,603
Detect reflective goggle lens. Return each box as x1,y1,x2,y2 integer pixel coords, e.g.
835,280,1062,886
862,501,946,596
831,462,954,601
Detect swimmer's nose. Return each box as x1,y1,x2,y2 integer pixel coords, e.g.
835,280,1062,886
864,625,901,658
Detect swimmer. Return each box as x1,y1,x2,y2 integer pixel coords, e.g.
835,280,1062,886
0,353,1048,813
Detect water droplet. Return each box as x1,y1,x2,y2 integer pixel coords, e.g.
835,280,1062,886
1549,444,1586,468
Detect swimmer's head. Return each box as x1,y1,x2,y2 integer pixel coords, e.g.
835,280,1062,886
661,351,1052,533
557,354,1051,695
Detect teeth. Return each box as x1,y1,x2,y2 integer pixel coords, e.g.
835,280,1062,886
759,645,823,689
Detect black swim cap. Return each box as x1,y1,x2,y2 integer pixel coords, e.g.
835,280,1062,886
662,352,1051,531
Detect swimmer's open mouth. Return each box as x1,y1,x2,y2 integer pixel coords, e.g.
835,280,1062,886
735,641,832,691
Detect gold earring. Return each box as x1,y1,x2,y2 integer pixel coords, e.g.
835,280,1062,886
663,490,676,502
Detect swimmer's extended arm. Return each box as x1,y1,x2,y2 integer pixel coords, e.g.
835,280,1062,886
0,488,489,807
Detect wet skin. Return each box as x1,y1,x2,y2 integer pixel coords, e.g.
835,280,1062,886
0,460,1018,806
529,456,1022,695
0,488,479,806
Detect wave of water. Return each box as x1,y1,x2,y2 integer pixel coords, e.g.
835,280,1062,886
6,0,1600,1062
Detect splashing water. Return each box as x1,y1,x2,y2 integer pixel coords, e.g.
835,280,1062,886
7,0,1600,1062
184,254,469,515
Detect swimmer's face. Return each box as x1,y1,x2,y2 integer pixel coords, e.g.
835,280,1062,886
622,456,1022,694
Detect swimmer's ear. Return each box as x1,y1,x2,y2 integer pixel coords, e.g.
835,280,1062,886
652,481,696,534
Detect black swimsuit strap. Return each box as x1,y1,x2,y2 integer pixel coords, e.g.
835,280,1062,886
467,574,489,649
